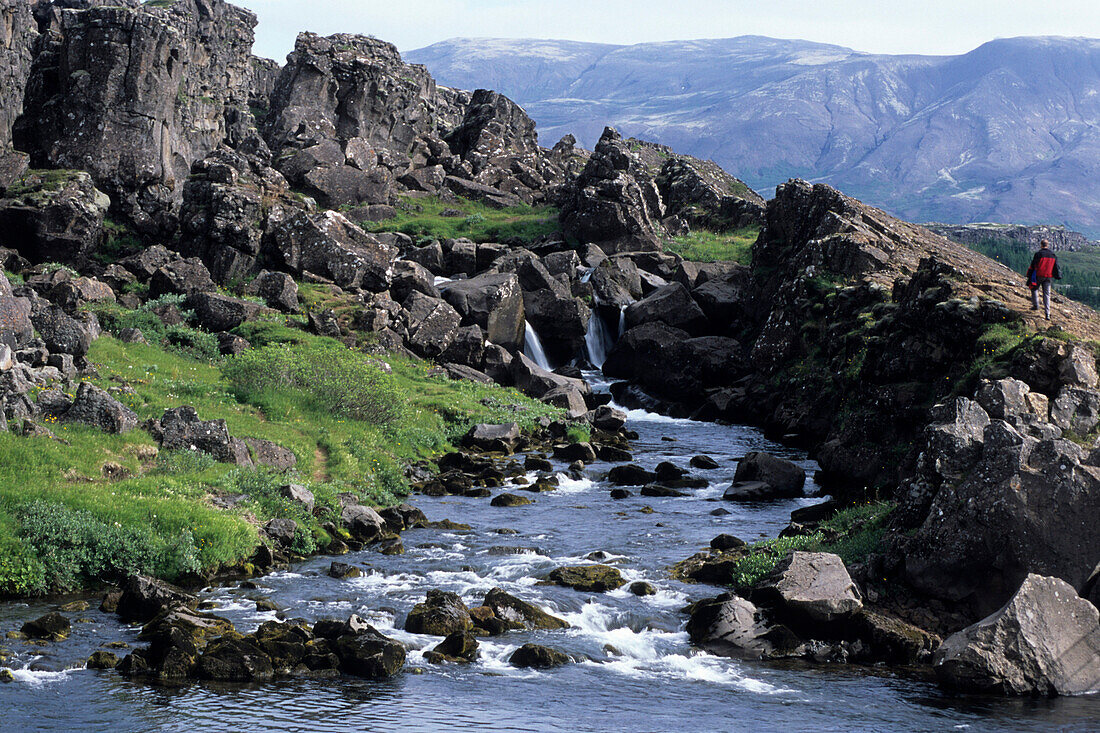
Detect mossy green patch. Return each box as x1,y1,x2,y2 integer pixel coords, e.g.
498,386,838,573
667,227,759,264
362,194,559,244
728,502,894,588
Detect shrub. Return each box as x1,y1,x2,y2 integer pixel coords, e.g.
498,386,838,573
16,500,201,591
223,341,407,426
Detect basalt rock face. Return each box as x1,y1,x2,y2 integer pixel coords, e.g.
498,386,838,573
0,170,110,265
14,0,259,235
560,127,665,253
897,373,1100,615
0,0,37,156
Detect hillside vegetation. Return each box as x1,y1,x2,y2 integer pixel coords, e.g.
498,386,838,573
0,321,562,596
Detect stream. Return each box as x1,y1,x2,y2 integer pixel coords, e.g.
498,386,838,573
1,357,1098,730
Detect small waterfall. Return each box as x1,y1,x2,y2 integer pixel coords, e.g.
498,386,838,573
524,321,552,370
585,309,617,368
618,307,626,338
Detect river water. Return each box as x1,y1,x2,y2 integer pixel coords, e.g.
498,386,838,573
2,378,1098,731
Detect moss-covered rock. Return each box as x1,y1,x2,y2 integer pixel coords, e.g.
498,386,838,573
546,564,626,592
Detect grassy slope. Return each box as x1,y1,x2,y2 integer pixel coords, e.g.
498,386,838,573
360,195,559,243
667,226,760,264
0,320,563,596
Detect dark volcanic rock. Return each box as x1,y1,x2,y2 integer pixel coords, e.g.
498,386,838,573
269,210,396,292
0,171,110,265
404,589,473,636
154,406,252,466
60,382,139,433
16,0,259,234
547,564,626,592
440,273,525,351
560,127,665,253
117,574,196,624
21,612,71,641
934,574,1100,696
483,588,569,631
509,643,571,669
655,154,766,230
732,452,806,498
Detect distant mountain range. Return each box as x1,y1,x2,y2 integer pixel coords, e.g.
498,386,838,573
408,36,1100,235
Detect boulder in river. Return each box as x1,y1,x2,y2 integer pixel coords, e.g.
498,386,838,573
424,631,479,664
509,643,572,669
608,464,658,486
117,574,197,624
490,492,533,507
21,612,71,641
483,588,570,630
547,564,626,592
732,452,806,498
686,593,788,660
753,551,863,625
404,590,473,636
934,574,1100,696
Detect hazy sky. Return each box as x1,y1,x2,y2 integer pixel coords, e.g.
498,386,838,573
234,0,1100,60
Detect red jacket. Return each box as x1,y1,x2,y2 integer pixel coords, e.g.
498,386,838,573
1028,250,1060,281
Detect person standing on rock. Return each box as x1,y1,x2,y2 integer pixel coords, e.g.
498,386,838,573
1026,239,1061,320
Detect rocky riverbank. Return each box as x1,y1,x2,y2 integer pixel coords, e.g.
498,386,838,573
1,0,1098,704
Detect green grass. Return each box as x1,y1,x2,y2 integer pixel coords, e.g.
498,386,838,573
2,169,85,201
361,195,559,243
728,502,894,588
0,323,565,596
667,226,759,264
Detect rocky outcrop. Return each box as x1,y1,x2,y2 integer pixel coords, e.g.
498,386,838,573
654,153,766,231
560,127,665,253
0,171,110,265
268,210,396,292
15,0,259,234
0,0,37,155
934,574,1100,696
150,406,253,466
440,273,525,351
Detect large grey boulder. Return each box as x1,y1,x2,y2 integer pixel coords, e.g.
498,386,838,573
685,593,783,660
440,273,525,352
511,351,589,400
60,383,139,433
402,291,461,359
624,282,709,336
31,305,97,357
185,292,263,332
1050,387,1100,435
733,452,806,498
338,496,386,542
754,551,863,624
268,210,396,292
934,574,1100,696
